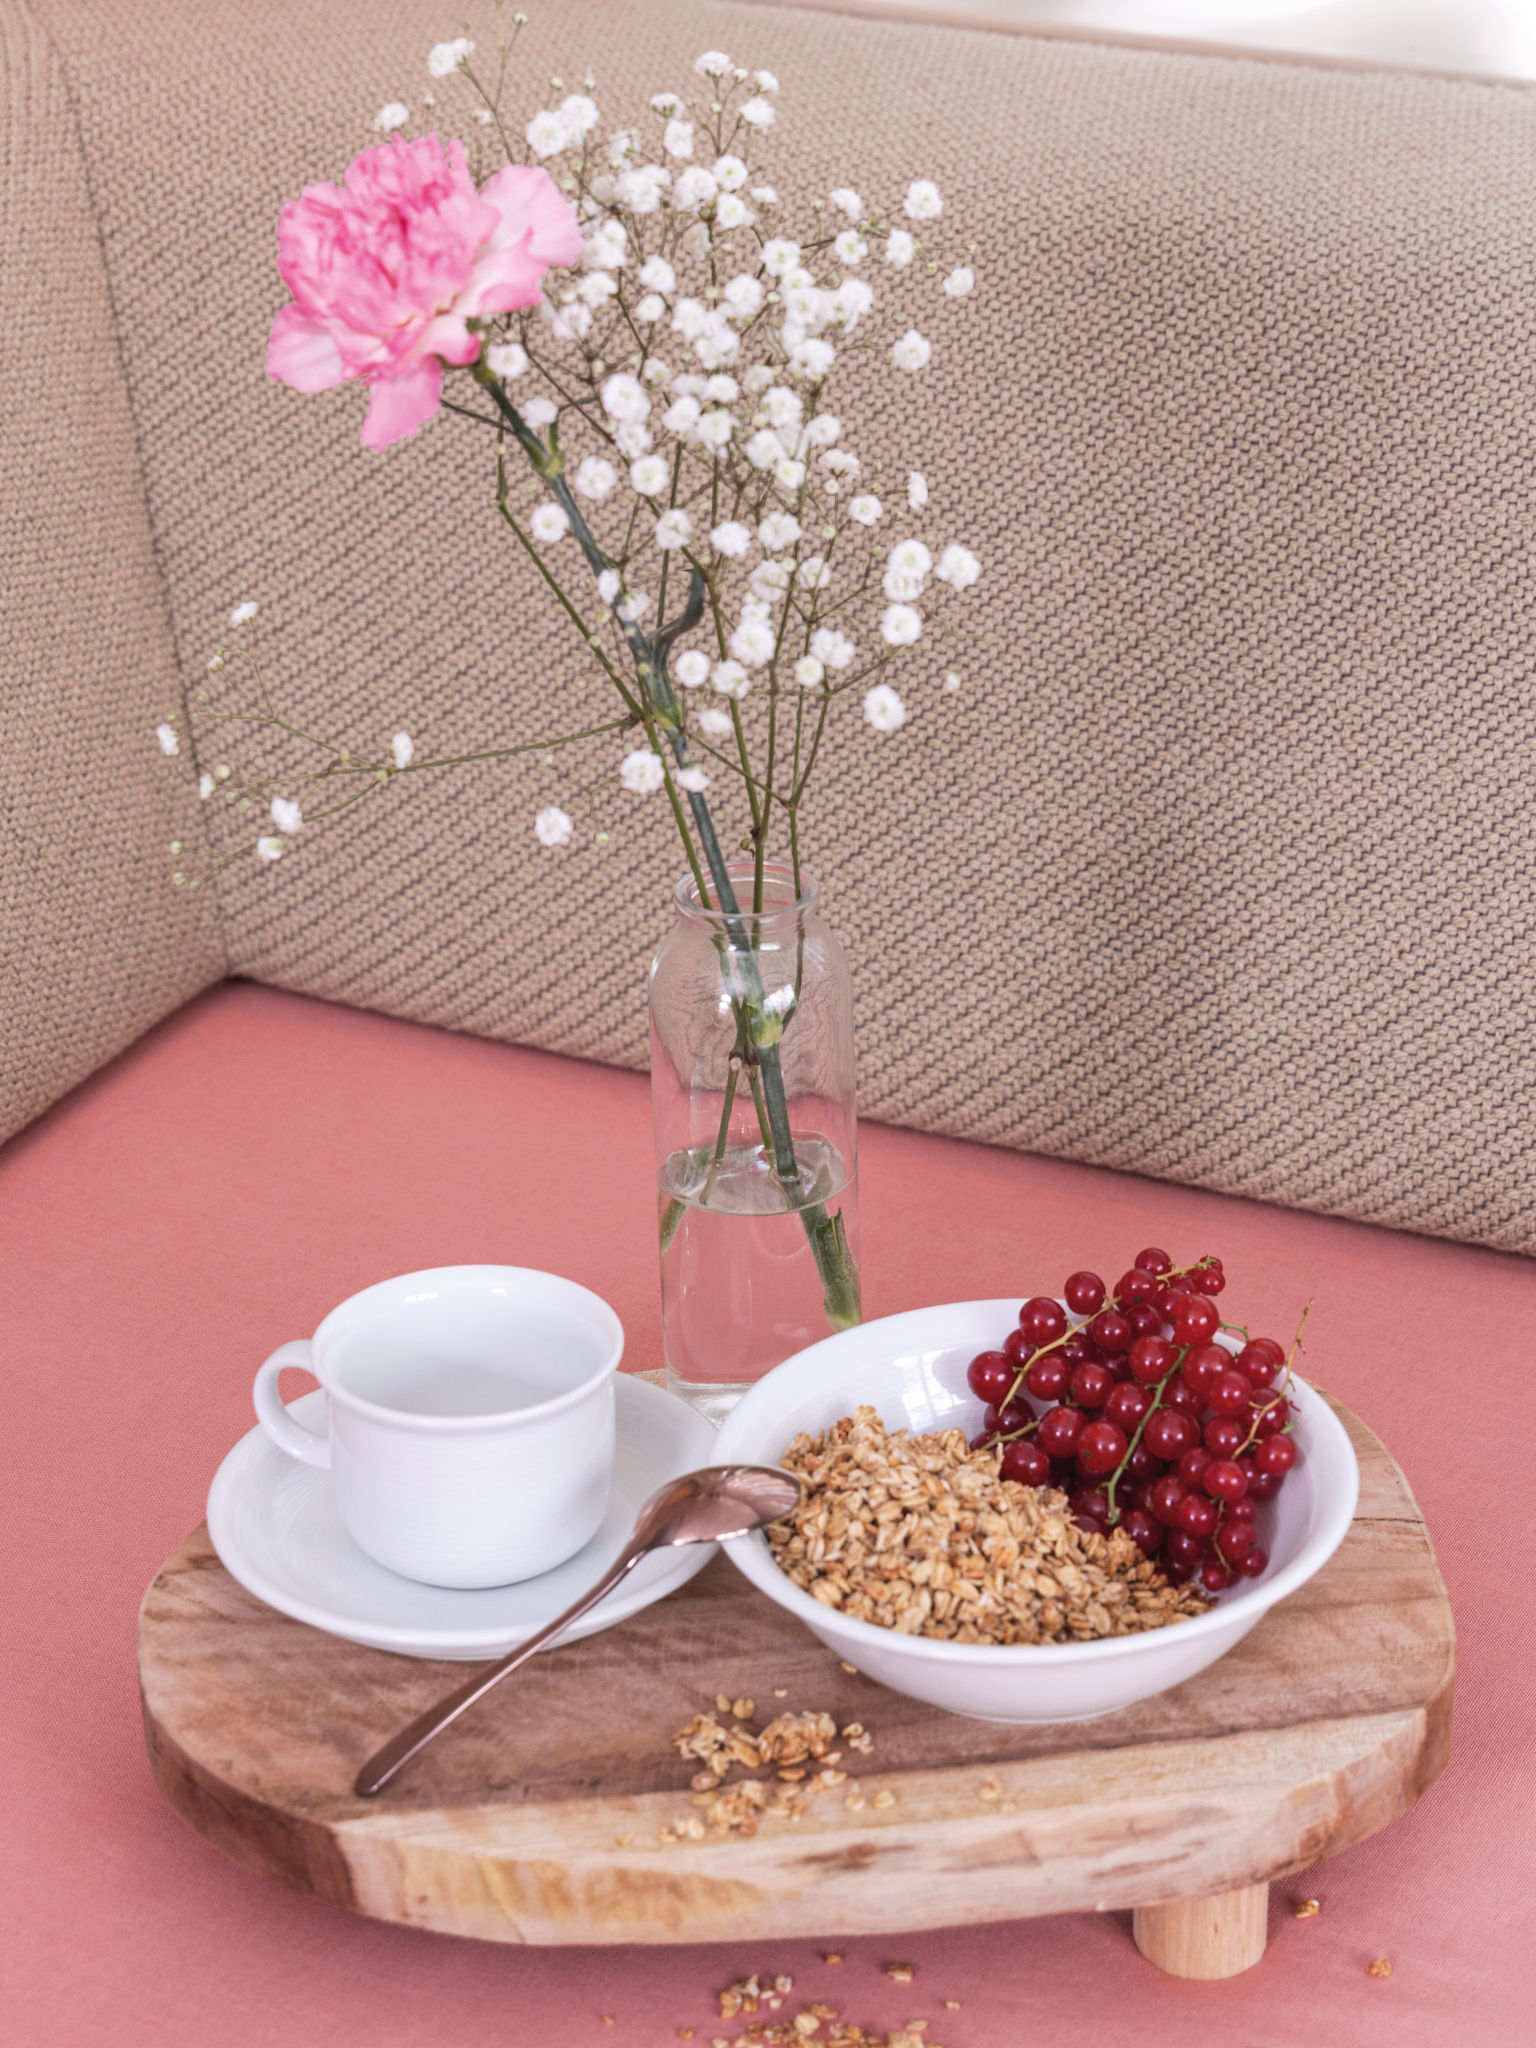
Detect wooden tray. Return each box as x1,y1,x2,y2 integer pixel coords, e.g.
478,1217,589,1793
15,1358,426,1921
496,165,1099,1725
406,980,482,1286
139,1399,1453,1979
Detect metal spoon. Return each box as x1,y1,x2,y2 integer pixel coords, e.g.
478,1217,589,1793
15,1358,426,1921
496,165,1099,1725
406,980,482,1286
353,1463,801,1797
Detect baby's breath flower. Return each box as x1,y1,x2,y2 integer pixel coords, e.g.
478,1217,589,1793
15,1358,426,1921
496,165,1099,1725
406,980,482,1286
654,508,694,550
759,511,801,551
206,651,225,672
155,722,179,756
715,192,752,231
754,68,780,91
583,218,627,270
790,338,836,379
391,731,414,769
941,670,962,693
577,270,618,306
635,292,665,323
198,772,215,799
694,49,732,76
616,165,668,213
833,230,867,265
864,682,908,731
935,544,981,590
486,341,528,379
904,178,942,220
230,601,258,626
526,109,569,156
650,90,684,115
522,395,558,427
546,301,592,342
529,502,570,543
676,765,710,793
750,184,778,206
696,706,734,738
269,796,302,834
534,805,573,846
710,520,753,558
811,626,856,670
560,93,599,135
730,616,777,667
693,410,733,448
884,538,932,598
616,591,650,622
804,413,840,447
712,659,750,699
597,569,621,603
797,555,831,589
744,429,783,471
672,166,718,212
713,154,749,191
427,37,472,77
619,746,665,794
256,834,285,861
821,448,860,476
739,95,775,128
907,471,929,509
373,102,409,133
891,328,932,372
794,656,825,689
639,254,676,294
613,420,652,458
849,494,882,526
663,394,702,435
630,454,668,495
829,187,863,219
884,228,915,267
774,456,807,490
574,456,617,500
600,372,649,423
834,277,874,327
761,238,801,277
664,118,694,158
942,266,975,297
880,603,923,646
607,129,634,164
674,649,711,688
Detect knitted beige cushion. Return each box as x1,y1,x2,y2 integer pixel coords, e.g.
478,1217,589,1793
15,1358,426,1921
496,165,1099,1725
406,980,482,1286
24,0,1536,1252
0,0,223,1143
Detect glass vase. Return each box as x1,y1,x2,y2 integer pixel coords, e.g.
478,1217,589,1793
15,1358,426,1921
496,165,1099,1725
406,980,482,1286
650,861,861,1420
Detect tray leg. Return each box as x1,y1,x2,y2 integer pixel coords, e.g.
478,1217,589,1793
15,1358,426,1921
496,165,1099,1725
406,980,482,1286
1132,1883,1269,1979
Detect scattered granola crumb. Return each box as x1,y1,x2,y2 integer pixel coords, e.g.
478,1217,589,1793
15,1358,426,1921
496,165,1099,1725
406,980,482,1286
770,1407,1208,1643
715,1693,734,1714
733,1697,756,1721
884,1961,915,1983
679,2031,695,2040
979,1777,1002,1802
822,1952,844,1965
840,1660,858,1673
1294,1897,1321,1919
872,1789,896,1809
942,2000,961,2012
773,1687,789,1698
613,1833,632,1847
1367,1956,1393,1979
844,1791,866,1812
600,2018,614,2029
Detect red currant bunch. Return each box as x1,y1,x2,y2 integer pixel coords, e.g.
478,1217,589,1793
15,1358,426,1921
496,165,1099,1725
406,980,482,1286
964,1247,1302,1594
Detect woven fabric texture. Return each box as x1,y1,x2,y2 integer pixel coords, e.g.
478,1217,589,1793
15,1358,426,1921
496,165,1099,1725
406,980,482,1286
22,0,1536,1251
0,0,223,1142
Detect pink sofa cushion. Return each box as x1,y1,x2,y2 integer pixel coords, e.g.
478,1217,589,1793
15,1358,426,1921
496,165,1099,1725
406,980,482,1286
2,982,1527,2041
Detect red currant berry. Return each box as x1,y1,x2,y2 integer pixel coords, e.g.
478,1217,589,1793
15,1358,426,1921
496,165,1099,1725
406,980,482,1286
1164,1529,1205,1570
1225,1495,1256,1522
1150,1283,1177,1316
1077,1420,1129,1476
970,1429,998,1451
1063,1271,1106,1317
994,1402,1033,1435
1000,1437,1050,1486
1200,1559,1235,1593
1002,1326,1034,1366
1105,1382,1151,1433
1128,1334,1177,1384
1238,1545,1270,1577
1208,1369,1253,1417
1035,1405,1085,1457
1149,1474,1188,1525
1060,1333,1092,1368
1143,1408,1198,1459
1069,1484,1111,1521
1134,1246,1173,1276
1124,1440,1159,1482
1162,1375,1202,1417
1018,1296,1068,1347
1025,1354,1069,1402
1255,1435,1297,1477
1069,1362,1114,1410
1087,1308,1133,1354
1240,1336,1286,1374
1127,1304,1164,1339
1121,1508,1163,1557
1216,1520,1258,1561
1115,1267,1157,1308
1171,1294,1220,1345
1197,1266,1226,1297
967,1350,1015,1405
1204,1415,1247,1458
1181,1343,1230,1397
1178,1446,1213,1488
1202,1459,1249,1502
1246,1469,1282,1503
1176,1493,1217,1537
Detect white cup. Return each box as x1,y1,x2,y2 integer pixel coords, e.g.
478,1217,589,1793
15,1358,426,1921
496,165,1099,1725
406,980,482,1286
252,1265,622,1588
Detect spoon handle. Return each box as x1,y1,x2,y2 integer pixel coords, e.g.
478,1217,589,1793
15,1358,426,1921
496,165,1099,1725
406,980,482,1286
353,1538,650,1797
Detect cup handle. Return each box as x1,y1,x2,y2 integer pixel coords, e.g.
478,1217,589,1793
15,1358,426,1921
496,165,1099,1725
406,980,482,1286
253,1340,331,1468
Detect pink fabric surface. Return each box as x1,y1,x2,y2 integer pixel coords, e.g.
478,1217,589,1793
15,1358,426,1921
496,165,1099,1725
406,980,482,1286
2,982,1529,2045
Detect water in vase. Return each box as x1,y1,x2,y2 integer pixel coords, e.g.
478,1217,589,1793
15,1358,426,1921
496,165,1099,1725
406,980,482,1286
659,1133,856,1422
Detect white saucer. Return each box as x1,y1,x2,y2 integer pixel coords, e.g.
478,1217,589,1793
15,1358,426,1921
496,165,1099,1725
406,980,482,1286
207,1374,716,1660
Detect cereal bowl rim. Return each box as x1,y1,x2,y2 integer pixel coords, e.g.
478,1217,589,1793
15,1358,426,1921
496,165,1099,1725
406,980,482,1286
713,1297,1360,1665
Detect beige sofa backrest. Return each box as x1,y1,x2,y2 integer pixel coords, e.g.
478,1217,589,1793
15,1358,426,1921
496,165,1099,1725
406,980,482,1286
7,0,1535,1252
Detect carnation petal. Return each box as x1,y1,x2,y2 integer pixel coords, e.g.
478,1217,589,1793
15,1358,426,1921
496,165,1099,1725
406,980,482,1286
359,359,443,449
266,306,347,392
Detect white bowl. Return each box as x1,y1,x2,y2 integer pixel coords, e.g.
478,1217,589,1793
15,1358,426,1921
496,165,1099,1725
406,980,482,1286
712,1299,1359,1723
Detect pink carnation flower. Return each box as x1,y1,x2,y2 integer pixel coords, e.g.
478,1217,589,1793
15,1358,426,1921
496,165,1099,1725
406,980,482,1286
267,134,582,450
